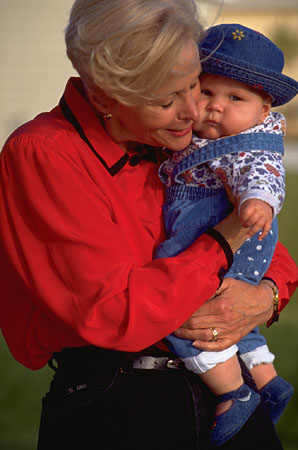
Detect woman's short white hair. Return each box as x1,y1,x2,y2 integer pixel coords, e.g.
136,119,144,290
65,0,203,105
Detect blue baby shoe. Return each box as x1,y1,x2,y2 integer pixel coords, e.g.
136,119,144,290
260,376,294,424
210,383,260,446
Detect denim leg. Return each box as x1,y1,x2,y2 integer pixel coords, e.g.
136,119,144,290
38,354,283,450
155,186,231,258
166,333,238,374
226,218,278,284
237,327,266,354
237,328,275,370
167,330,268,363
166,333,202,358
38,360,213,450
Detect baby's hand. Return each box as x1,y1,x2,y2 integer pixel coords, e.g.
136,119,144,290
239,199,273,241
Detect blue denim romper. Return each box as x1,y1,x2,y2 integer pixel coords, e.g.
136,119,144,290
156,132,284,360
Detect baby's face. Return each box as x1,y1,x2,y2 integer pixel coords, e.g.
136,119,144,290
193,73,271,139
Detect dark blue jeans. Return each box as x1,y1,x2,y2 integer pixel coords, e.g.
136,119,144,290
37,346,283,450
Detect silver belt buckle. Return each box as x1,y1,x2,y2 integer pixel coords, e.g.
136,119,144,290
132,355,182,370
166,358,182,370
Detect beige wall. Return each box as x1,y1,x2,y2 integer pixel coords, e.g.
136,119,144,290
0,0,75,147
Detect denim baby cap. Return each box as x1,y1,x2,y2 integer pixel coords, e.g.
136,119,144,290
199,23,298,107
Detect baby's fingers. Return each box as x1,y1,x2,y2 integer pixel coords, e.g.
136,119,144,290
257,220,272,241
245,217,267,238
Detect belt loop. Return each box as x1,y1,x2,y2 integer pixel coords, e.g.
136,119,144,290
119,352,135,375
48,353,60,373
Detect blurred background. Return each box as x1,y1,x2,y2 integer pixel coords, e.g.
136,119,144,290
0,1,297,449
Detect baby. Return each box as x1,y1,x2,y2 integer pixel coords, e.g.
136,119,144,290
156,23,298,446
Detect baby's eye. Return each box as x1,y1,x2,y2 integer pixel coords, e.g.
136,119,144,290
230,95,242,101
201,89,211,96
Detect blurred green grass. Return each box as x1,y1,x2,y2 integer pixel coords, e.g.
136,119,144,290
260,170,298,450
0,172,297,450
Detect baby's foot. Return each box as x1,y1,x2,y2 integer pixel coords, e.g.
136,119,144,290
215,399,233,417
260,376,294,424
211,384,260,446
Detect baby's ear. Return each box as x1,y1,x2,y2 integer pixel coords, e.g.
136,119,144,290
260,96,272,122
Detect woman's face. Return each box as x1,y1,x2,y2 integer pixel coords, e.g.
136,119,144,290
105,45,201,152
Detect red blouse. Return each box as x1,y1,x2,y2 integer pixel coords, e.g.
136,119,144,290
0,78,297,369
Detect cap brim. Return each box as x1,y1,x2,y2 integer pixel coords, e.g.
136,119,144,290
201,52,298,107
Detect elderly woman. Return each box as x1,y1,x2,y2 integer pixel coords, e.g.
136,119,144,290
0,1,297,449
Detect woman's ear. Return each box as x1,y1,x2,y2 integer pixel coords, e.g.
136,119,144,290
88,88,117,115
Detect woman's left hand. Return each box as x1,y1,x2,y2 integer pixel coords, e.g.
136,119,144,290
175,277,274,351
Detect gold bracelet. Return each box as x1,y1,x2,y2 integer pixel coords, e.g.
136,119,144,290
266,283,280,327
272,285,279,313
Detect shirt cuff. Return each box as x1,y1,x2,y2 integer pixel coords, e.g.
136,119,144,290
204,228,233,269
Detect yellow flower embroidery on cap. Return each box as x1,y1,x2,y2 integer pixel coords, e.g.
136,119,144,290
232,29,245,40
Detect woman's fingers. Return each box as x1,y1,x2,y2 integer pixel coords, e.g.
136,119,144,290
192,337,236,352
175,278,273,351
175,324,241,344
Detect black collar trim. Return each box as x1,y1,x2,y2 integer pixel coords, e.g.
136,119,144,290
59,95,129,176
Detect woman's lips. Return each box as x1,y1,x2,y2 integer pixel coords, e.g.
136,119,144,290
167,124,192,137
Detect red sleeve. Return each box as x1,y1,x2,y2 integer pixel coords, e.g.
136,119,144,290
0,134,229,363
264,241,298,312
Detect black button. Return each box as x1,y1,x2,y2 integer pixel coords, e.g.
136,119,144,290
134,145,143,153
129,155,140,166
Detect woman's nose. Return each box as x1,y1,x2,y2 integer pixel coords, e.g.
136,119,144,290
180,91,199,121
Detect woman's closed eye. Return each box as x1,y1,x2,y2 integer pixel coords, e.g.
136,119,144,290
161,100,174,109
161,79,199,109
190,79,199,90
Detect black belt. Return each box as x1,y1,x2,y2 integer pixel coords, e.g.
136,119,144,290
49,345,184,376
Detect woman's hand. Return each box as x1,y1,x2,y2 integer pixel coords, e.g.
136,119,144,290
175,278,274,351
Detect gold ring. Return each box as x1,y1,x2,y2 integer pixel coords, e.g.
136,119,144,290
210,327,218,341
